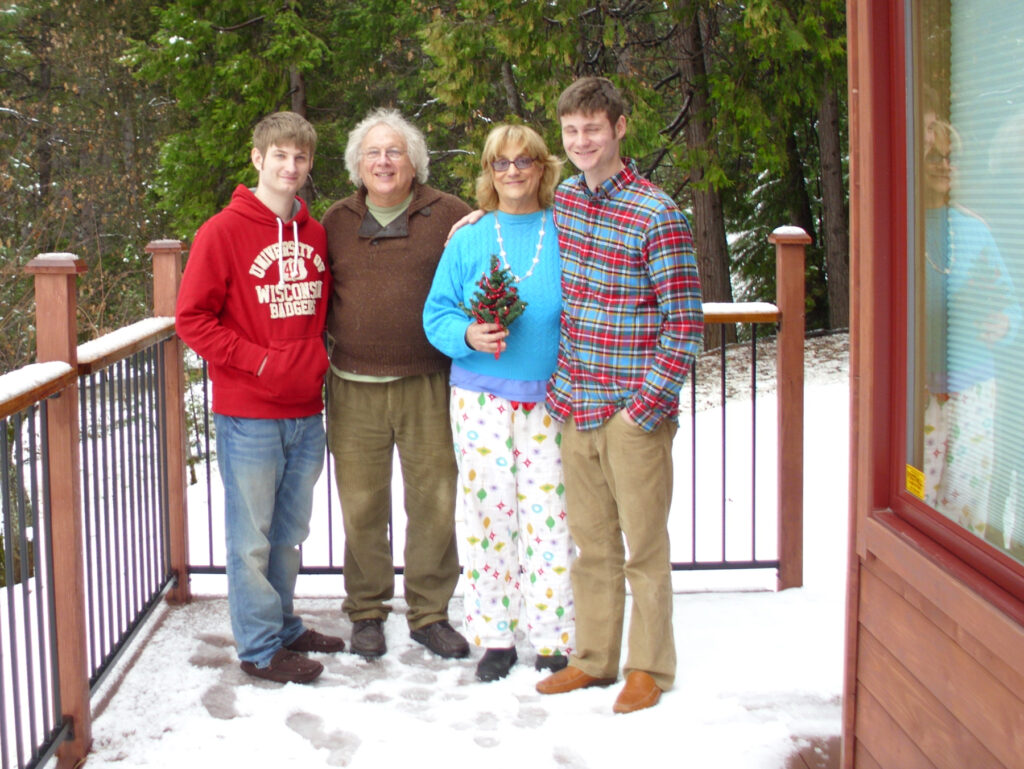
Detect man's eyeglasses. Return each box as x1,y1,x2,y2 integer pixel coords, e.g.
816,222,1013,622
363,148,406,161
491,156,535,172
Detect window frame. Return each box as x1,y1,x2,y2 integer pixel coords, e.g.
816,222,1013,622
889,0,1024,602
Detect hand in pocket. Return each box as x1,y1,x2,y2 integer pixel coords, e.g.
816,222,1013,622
260,338,328,400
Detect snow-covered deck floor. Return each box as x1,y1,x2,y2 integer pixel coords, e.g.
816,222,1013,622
58,355,850,769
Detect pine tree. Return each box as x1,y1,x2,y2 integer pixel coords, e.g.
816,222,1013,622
459,255,527,359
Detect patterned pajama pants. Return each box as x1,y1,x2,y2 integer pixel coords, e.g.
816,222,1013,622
450,385,575,655
923,379,996,534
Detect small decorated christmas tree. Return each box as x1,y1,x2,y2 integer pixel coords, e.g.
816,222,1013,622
459,255,528,359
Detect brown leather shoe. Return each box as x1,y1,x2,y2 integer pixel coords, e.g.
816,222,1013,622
239,648,323,684
350,618,387,659
285,628,345,654
612,671,662,713
536,665,616,695
410,620,469,659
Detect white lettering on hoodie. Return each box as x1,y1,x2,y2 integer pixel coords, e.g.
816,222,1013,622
250,243,326,319
248,241,322,278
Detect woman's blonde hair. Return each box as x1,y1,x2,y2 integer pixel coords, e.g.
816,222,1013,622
475,124,562,211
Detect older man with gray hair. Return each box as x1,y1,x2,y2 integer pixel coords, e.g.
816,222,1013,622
322,108,471,661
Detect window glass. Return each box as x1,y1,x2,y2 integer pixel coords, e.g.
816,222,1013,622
907,0,1024,564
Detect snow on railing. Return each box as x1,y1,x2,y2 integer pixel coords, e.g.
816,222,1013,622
0,242,189,769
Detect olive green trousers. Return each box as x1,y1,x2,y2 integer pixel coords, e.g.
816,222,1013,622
327,372,460,630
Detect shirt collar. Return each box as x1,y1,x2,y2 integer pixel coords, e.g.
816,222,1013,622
572,158,639,200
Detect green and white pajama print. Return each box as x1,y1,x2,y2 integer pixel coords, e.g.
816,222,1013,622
450,385,575,656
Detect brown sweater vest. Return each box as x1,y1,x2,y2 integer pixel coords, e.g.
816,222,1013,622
322,183,472,376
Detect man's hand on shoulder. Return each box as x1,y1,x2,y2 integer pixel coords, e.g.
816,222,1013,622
445,209,486,245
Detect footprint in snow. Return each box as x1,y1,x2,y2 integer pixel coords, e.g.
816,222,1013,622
286,711,361,767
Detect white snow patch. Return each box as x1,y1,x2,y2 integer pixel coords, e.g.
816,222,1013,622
77,317,176,365
0,361,73,405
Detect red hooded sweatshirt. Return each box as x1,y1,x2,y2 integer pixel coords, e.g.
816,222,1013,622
176,184,330,419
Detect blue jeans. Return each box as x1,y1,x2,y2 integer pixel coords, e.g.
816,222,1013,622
215,414,325,666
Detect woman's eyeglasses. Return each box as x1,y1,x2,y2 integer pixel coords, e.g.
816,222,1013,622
491,156,535,172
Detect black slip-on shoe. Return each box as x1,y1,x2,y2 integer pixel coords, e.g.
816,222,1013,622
476,647,518,682
535,654,569,673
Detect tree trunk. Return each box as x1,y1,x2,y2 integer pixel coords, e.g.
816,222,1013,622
817,78,849,328
784,134,817,239
672,1,735,349
290,65,306,116
286,0,308,203
500,60,524,119
36,39,53,205
289,65,316,205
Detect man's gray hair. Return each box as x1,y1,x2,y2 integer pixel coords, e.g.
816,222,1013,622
344,108,430,188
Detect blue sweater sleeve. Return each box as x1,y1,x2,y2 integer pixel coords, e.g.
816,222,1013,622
423,229,475,361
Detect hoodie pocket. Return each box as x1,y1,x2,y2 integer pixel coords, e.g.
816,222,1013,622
260,336,329,401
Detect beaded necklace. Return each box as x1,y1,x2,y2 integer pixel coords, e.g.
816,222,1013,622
493,211,544,283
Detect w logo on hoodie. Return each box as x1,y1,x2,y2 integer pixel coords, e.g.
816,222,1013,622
280,254,309,282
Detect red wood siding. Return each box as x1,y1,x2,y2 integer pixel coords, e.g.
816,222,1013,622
846,2,1024,768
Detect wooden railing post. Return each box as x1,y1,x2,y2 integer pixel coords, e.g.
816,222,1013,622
24,253,91,768
770,226,811,590
147,239,191,604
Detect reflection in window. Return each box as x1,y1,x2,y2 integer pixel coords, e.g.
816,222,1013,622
908,0,1024,563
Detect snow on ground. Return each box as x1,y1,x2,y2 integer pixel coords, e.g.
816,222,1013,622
54,335,850,769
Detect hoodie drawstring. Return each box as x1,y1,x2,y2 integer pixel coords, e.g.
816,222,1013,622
276,218,301,286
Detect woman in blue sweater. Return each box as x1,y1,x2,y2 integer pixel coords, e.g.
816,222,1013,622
424,124,574,682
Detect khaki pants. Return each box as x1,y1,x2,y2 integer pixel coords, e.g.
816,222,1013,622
327,372,459,630
562,414,677,690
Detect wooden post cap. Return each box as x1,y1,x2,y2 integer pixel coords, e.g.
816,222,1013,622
25,253,88,274
145,239,187,253
768,226,813,245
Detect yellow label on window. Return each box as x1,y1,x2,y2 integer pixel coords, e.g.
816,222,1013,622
905,464,925,500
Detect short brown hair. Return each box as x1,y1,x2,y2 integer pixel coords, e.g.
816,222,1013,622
556,77,629,125
253,111,317,158
475,124,563,212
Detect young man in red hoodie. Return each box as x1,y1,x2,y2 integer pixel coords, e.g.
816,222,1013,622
176,111,344,684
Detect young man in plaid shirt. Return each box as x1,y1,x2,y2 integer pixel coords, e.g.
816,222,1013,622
536,77,704,714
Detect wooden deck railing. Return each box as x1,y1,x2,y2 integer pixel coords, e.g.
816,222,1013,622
1,248,189,769
0,226,808,769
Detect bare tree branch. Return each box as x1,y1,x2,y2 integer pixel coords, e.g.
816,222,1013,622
212,16,264,33
654,71,682,91
660,90,692,139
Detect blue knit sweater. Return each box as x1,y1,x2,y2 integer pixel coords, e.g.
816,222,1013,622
424,209,562,400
